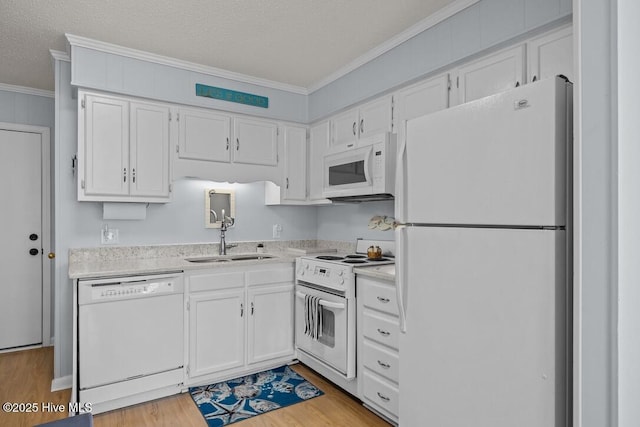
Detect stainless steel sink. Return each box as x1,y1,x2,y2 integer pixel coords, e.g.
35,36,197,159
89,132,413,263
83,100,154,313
184,254,275,263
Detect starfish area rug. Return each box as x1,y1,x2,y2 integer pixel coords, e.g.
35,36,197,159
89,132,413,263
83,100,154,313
189,365,324,426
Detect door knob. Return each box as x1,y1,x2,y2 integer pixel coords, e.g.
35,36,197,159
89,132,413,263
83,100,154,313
29,233,38,241
29,248,39,256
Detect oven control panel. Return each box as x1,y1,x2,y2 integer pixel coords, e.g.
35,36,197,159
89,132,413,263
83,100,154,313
296,259,351,292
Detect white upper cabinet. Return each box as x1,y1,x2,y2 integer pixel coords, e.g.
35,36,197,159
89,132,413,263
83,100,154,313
282,125,307,202
394,73,450,132
330,95,392,151
129,102,171,198
177,107,231,163
308,122,330,203
79,92,171,202
233,117,278,166
527,25,573,83
451,45,525,106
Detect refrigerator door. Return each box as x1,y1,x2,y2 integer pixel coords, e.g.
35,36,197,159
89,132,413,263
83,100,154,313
403,76,569,227
399,226,568,427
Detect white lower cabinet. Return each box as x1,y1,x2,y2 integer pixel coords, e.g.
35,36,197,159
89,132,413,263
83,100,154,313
357,275,399,424
186,264,295,385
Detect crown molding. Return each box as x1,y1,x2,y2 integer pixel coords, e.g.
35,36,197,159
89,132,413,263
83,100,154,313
307,0,480,93
65,33,309,95
50,49,71,62
0,83,54,98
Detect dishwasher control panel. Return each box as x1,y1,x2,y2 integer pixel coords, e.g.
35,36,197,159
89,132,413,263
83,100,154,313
91,281,176,301
78,273,184,304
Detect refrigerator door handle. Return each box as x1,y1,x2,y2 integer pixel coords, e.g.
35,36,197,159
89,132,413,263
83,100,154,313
396,226,408,333
395,121,407,222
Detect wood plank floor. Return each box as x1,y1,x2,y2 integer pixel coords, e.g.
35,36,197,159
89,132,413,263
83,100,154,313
0,347,391,426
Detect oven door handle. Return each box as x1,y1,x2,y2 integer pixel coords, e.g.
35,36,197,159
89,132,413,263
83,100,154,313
295,291,346,310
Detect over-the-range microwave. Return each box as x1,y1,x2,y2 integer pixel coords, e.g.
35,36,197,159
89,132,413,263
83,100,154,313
323,133,396,202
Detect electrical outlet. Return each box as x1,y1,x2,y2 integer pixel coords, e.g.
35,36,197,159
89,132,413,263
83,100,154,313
272,224,282,239
101,226,119,244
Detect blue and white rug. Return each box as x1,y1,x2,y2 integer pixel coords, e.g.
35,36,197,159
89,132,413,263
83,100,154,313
189,365,324,426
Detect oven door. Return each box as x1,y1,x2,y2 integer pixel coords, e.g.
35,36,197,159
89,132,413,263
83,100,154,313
323,145,374,198
295,284,352,378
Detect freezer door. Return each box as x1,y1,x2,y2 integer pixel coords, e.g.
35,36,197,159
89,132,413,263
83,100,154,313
399,226,568,427
404,76,569,227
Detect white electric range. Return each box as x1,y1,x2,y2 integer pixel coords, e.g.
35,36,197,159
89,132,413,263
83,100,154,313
295,239,395,396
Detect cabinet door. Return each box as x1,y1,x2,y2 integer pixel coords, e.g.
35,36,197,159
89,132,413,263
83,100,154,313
309,122,329,201
330,108,359,151
283,126,307,202
233,117,278,166
358,95,392,139
247,284,294,365
452,45,525,106
82,94,129,197
189,289,245,378
178,108,231,163
527,26,573,83
395,74,449,151
129,102,170,199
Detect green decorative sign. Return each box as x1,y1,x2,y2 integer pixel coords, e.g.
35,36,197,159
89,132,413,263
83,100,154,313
195,84,269,108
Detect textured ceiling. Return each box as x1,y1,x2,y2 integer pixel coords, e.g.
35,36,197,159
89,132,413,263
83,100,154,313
0,0,457,92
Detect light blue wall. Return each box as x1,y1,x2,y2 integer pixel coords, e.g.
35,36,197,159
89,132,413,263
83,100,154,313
71,46,308,123
0,90,54,128
315,201,395,242
308,0,572,121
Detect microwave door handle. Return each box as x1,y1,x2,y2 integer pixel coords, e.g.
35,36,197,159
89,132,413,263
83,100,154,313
363,147,373,184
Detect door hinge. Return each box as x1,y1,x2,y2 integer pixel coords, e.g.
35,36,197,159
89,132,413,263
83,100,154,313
80,179,85,189
277,127,280,136
456,76,459,88
176,113,180,121
81,99,85,109
186,301,190,311
176,145,179,153
169,112,172,121
186,366,190,376
447,76,452,91
169,183,173,193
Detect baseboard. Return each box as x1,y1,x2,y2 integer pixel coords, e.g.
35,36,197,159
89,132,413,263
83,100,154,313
51,375,72,391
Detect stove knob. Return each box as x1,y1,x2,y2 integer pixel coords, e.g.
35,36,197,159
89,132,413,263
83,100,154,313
340,278,345,285
338,270,344,277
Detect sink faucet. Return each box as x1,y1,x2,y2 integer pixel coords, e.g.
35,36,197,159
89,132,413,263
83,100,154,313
219,212,236,255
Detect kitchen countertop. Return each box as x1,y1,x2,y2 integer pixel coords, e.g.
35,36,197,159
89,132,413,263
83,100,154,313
68,240,353,280
354,264,396,282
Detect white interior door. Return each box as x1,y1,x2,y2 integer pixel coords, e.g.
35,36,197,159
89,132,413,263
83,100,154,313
0,129,42,350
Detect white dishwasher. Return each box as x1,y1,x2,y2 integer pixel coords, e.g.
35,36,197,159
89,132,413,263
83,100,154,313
77,272,184,414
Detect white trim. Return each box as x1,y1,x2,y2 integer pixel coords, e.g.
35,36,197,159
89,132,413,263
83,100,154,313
0,122,52,350
65,33,309,95
307,0,480,93
51,375,72,392
0,83,54,98
50,49,71,62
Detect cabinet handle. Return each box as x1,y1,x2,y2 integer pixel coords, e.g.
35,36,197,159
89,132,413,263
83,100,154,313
240,303,244,317
132,168,136,184
286,177,289,189
226,137,229,150
236,138,240,150
251,302,254,315
515,81,521,87
377,328,390,337
377,296,390,303
532,75,538,82
123,167,127,182
377,392,391,402
377,360,391,369
352,121,356,136
360,118,364,134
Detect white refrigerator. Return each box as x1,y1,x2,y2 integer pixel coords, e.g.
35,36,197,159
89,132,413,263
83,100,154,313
395,76,572,427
